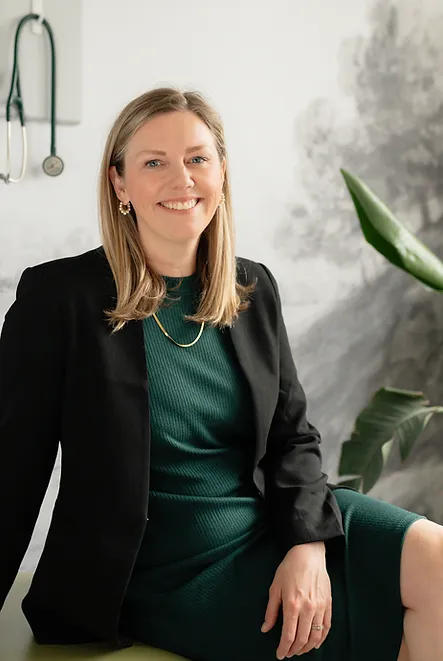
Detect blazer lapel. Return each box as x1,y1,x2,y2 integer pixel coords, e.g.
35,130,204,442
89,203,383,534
94,247,148,391
229,307,277,468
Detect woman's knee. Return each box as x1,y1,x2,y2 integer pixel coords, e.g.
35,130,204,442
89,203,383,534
400,518,443,610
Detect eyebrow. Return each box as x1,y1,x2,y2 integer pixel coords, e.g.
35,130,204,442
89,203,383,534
136,145,209,157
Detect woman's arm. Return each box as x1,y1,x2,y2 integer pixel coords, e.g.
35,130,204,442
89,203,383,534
260,264,344,553
0,266,64,609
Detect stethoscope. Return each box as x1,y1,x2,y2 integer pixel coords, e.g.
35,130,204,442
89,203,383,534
0,13,64,184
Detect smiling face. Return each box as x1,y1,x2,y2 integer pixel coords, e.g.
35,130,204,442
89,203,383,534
110,110,226,257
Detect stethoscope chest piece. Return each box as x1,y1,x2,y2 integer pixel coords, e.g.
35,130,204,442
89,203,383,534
42,154,64,176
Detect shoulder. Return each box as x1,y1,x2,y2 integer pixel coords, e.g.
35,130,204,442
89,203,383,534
15,250,280,306
236,256,281,304
15,246,110,300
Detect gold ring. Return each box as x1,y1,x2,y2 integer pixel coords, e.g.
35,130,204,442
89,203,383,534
311,624,324,631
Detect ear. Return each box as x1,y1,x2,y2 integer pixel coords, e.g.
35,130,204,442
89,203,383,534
109,165,128,203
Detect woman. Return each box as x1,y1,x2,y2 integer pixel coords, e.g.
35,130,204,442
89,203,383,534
0,87,442,661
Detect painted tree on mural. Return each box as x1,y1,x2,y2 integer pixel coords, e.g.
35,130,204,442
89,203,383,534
278,0,443,263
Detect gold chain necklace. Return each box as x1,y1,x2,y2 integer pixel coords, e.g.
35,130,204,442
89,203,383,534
152,312,205,348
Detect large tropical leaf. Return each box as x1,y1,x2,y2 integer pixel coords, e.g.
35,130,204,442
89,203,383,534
337,386,443,493
341,169,443,291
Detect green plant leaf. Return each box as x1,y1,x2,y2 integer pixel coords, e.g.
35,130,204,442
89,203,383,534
362,445,385,493
341,169,443,291
397,407,443,461
338,387,443,493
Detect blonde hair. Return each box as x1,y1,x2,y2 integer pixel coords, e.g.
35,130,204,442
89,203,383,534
98,86,255,332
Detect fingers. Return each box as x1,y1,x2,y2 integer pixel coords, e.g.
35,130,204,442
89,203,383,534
288,615,324,656
316,597,332,648
261,584,281,633
276,597,300,659
291,598,332,656
285,605,319,656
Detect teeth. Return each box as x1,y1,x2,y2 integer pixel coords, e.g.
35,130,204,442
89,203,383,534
160,199,198,210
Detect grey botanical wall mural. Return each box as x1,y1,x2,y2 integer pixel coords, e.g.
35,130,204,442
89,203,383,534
277,0,443,522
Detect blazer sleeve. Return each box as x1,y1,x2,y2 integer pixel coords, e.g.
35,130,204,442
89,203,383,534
260,263,344,553
0,266,63,610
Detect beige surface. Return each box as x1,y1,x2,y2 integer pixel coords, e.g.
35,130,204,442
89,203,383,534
0,572,189,661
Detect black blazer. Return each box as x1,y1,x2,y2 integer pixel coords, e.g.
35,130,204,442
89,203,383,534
0,246,344,649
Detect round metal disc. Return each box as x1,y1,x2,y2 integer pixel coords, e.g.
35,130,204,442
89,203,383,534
42,155,64,177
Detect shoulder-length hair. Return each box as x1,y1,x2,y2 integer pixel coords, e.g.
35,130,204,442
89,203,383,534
98,86,255,332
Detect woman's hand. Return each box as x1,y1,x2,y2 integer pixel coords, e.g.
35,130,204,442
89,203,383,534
261,541,331,658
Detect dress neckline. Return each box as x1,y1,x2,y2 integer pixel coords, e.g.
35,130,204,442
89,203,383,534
162,273,199,294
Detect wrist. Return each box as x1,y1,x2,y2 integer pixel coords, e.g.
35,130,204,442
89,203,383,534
287,540,326,556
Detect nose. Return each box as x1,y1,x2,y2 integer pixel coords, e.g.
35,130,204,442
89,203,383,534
169,162,194,190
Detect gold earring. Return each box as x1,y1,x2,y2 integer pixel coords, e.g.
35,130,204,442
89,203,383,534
218,192,225,208
119,200,132,215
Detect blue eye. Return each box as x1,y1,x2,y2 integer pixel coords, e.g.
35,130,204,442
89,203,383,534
144,156,208,168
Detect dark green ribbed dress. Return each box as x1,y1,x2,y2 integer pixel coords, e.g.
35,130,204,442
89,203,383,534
119,274,424,661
